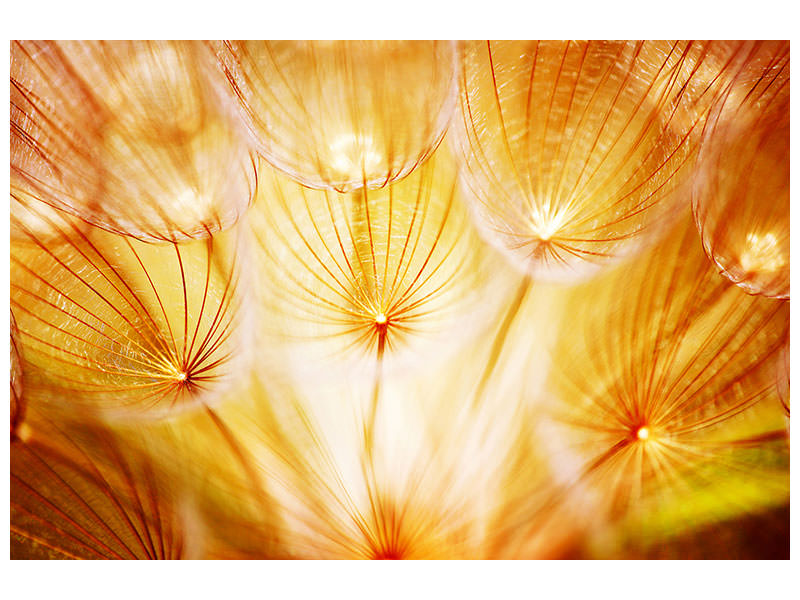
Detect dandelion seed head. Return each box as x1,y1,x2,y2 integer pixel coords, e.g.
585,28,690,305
10,38,791,560
215,40,456,192
10,224,244,420
454,41,697,281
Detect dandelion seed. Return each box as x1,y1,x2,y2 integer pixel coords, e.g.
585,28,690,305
453,41,731,280
11,408,195,559
6,38,790,561
250,147,506,379
692,42,789,299
10,202,249,420
547,214,789,531
211,40,458,192
11,40,256,242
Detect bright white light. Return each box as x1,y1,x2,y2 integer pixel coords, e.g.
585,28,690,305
329,133,383,176
637,426,650,441
739,231,785,273
529,203,567,241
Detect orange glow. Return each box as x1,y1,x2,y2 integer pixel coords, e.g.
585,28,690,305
9,39,789,561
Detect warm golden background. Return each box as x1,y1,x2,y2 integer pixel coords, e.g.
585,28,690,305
10,40,789,559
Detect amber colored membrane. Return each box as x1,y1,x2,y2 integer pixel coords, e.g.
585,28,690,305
212,40,458,192
11,311,25,436
11,41,256,243
545,213,789,523
452,41,742,280
693,42,789,299
10,200,249,420
776,336,789,417
11,410,192,559
248,148,503,378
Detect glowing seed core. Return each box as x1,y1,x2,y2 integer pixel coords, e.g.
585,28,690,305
637,426,650,440
375,313,388,325
177,372,188,382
